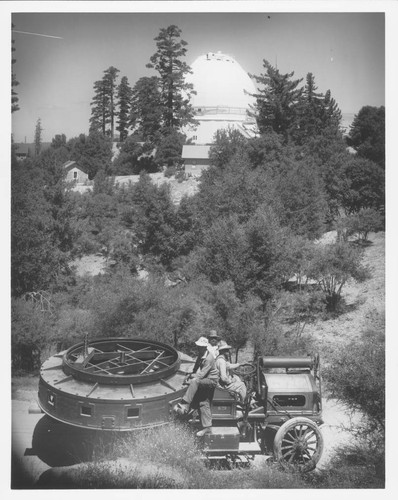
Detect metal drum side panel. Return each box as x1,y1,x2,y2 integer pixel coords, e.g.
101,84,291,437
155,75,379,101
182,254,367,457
38,378,187,430
38,352,193,430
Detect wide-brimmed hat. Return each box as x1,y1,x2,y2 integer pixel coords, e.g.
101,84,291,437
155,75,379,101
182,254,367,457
208,330,220,339
218,340,232,351
195,336,209,347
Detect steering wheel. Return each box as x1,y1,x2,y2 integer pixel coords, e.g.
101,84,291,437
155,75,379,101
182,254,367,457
232,363,256,378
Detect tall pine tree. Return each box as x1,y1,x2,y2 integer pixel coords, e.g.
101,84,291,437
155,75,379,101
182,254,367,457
146,25,196,132
250,60,303,143
129,76,163,141
89,66,120,139
297,73,324,141
116,76,133,142
34,118,43,157
103,66,120,140
90,79,110,136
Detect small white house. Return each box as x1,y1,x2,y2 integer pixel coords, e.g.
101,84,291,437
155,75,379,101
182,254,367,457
63,160,89,184
182,145,211,177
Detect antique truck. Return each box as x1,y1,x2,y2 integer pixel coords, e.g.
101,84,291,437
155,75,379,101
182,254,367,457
38,337,324,472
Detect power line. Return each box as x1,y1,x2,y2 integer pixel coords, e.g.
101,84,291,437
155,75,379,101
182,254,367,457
12,30,63,40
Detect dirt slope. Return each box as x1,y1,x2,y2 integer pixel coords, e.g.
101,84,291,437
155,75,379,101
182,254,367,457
304,231,385,354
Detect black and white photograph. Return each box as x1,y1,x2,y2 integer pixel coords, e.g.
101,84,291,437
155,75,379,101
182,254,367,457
6,0,393,493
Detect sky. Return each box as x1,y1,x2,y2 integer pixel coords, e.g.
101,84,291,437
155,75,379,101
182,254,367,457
7,3,387,143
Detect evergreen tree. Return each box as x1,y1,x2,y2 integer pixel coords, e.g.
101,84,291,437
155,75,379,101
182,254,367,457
51,134,67,149
68,132,113,179
116,76,133,142
90,79,109,136
34,118,43,157
103,66,120,140
208,128,247,169
155,128,186,168
347,106,385,167
296,74,342,145
250,60,303,143
11,24,19,113
322,89,342,132
130,76,162,141
296,73,324,141
146,25,196,132
89,66,120,139
112,135,145,175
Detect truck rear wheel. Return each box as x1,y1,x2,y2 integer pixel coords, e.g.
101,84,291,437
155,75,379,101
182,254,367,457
273,417,323,473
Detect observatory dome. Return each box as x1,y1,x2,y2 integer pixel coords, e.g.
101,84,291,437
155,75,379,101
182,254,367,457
184,52,257,144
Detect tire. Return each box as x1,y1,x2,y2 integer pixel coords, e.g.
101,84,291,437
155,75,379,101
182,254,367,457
273,417,324,473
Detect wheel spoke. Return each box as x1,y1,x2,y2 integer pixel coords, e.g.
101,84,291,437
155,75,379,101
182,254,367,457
282,436,296,444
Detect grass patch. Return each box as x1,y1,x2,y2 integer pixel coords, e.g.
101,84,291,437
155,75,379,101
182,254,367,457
73,421,309,489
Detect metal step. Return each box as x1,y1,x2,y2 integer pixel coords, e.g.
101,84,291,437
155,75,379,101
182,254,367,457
238,441,262,453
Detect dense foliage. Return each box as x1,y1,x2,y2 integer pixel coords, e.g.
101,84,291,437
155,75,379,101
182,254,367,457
347,106,385,167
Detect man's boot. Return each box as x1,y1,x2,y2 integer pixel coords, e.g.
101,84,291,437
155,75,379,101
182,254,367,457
196,427,212,437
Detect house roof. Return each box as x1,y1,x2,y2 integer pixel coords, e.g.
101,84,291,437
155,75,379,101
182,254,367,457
62,160,88,173
14,142,51,156
181,145,211,160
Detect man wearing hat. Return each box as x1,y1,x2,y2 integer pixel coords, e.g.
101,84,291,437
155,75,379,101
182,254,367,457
207,330,220,357
216,340,246,403
175,336,219,436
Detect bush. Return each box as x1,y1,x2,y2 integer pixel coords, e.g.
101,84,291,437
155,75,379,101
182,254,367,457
345,208,384,242
321,310,385,486
308,242,369,312
323,312,385,429
164,165,176,178
11,298,54,372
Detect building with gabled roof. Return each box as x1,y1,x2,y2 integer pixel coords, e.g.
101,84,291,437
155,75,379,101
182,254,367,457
63,160,89,184
13,142,51,161
181,145,211,177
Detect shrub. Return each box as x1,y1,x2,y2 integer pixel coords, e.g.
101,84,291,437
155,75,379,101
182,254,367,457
345,208,384,242
323,313,385,429
164,165,176,177
11,298,54,372
308,242,369,312
321,310,385,485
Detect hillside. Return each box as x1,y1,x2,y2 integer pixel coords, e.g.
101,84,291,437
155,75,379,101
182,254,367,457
304,231,384,354
11,231,385,487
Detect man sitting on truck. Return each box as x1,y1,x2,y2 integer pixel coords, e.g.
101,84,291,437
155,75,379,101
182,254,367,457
216,341,247,404
175,336,219,436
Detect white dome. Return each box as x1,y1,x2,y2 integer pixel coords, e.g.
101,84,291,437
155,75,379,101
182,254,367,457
187,52,256,113
184,52,257,144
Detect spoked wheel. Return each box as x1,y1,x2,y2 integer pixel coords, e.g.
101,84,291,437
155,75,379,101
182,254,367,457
273,417,323,473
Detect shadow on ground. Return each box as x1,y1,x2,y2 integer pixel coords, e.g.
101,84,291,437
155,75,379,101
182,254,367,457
30,415,120,466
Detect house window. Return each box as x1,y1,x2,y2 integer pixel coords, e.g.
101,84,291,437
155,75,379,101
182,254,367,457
192,135,197,141
73,171,78,179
